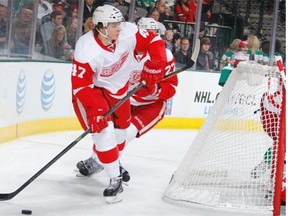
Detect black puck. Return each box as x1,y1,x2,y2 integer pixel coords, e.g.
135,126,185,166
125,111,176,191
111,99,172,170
21,209,32,215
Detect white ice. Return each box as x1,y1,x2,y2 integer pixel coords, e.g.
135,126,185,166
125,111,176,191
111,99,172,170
0,129,284,216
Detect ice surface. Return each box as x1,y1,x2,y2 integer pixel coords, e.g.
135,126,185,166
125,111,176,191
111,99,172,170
0,129,284,216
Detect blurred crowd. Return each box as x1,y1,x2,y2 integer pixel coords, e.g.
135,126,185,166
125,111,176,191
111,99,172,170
0,0,285,70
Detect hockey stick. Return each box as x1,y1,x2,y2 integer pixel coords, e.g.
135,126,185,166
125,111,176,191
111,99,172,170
0,39,200,201
0,83,143,201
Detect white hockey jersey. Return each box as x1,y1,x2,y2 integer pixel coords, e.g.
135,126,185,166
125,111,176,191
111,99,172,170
71,22,166,106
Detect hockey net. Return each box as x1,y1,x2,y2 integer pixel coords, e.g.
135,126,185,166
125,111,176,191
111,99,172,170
164,61,286,215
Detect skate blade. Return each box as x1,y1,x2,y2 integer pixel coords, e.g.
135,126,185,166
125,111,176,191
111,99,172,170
105,194,123,204
76,173,86,177
74,169,88,177
74,168,104,177
122,182,129,186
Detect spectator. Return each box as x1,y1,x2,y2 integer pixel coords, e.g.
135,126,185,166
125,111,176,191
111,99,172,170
247,35,261,61
174,0,197,23
218,38,241,86
0,3,8,49
65,3,79,27
232,40,249,67
199,22,208,39
261,40,271,65
124,7,140,24
83,16,95,34
83,0,98,24
261,39,285,65
219,38,240,70
41,0,67,25
63,3,78,26
174,37,192,65
148,8,166,36
154,0,166,23
172,33,181,54
162,5,179,31
190,22,208,42
41,11,71,53
66,3,78,19
196,37,215,71
10,4,34,56
201,0,213,22
164,29,174,52
274,39,285,64
55,0,71,22
41,11,63,43
43,25,72,60
66,17,78,49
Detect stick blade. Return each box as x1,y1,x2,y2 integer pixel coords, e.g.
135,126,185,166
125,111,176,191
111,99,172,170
0,193,13,201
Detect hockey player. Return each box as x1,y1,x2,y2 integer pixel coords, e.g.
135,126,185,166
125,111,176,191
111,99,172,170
251,90,282,178
251,55,285,180
125,17,178,147
250,84,285,205
71,5,167,203
75,17,178,183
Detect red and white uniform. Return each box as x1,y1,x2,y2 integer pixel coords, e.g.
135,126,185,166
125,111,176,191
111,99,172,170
71,22,167,177
72,22,166,98
260,91,282,141
127,49,178,137
260,90,286,203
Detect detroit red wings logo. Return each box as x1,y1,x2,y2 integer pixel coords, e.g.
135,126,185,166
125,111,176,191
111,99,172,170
129,70,141,86
101,52,129,77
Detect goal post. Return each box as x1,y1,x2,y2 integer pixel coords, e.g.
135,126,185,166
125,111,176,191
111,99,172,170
164,61,286,215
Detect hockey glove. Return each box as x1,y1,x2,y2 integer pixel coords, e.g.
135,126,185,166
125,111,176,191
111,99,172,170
85,101,111,134
88,115,109,133
136,84,159,97
140,62,164,87
74,87,111,133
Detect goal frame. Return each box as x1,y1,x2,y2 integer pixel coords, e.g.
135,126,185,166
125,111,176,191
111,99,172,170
164,61,286,216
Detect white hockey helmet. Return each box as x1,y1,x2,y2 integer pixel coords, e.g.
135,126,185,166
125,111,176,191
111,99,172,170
92,4,124,27
137,17,159,31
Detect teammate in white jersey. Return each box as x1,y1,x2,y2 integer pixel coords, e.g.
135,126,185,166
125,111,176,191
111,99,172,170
71,5,167,203
125,17,178,144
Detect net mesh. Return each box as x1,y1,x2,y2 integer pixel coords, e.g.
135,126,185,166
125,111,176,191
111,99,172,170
164,61,284,213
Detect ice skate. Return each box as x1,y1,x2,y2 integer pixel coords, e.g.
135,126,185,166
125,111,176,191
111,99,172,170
251,161,270,179
75,157,104,177
103,176,123,204
120,165,130,183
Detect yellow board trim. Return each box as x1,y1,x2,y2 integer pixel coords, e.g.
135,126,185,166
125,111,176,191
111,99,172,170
154,117,204,129
0,117,203,144
0,125,17,144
